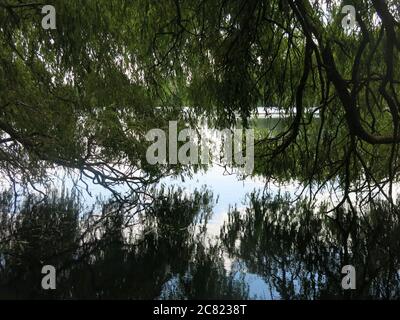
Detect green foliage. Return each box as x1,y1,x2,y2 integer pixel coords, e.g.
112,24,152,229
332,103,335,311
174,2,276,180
1,0,400,195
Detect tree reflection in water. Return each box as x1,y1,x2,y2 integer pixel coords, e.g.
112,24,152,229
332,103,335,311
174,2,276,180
1,187,400,299
0,188,248,299
221,192,400,299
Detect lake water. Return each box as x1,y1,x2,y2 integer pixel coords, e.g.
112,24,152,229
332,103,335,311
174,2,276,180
2,117,400,299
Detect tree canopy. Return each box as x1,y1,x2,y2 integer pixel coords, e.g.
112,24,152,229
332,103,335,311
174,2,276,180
0,0,399,204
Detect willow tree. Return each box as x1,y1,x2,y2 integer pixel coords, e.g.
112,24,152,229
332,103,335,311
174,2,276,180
1,0,399,205
0,0,189,203
155,0,400,207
